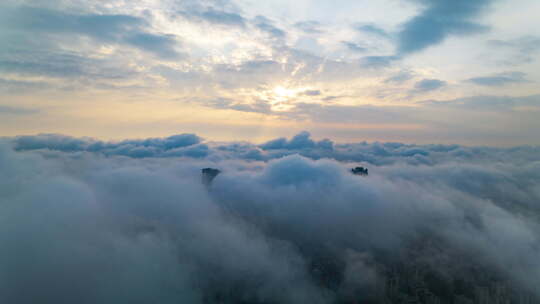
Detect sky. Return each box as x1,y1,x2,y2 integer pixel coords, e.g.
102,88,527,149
1,2,540,300
1,0,540,145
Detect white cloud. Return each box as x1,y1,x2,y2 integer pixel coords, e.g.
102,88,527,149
1,137,539,302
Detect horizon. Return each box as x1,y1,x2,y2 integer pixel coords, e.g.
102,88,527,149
4,129,540,148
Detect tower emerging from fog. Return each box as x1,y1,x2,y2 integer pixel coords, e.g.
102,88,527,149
202,168,221,187
351,167,368,176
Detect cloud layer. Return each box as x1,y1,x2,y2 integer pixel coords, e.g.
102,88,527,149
1,133,540,303
11,131,540,165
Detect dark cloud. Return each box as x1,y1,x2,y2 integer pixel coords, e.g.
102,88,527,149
0,6,143,38
359,55,399,68
467,71,529,86
201,8,245,26
12,133,204,158
0,5,180,60
253,15,286,39
397,0,493,55
179,7,246,27
414,78,447,92
0,52,134,79
13,134,90,152
124,33,181,59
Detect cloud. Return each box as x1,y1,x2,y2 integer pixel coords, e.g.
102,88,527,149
281,95,540,146
2,137,539,303
0,105,38,115
211,59,283,89
203,97,272,114
342,41,368,53
11,92,539,154
124,33,181,59
12,133,203,157
179,7,246,27
253,15,286,39
0,143,329,303
0,52,135,79
414,78,447,92
294,21,323,34
303,90,322,96
384,70,415,84
0,5,181,60
487,36,540,65
8,130,540,165
288,103,411,125
466,71,529,87
0,78,50,94
397,0,493,55
259,131,333,151
0,6,142,38
13,133,92,152
422,94,540,111
355,24,391,39
359,55,399,68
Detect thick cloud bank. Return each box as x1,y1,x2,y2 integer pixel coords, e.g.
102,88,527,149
1,133,540,303
11,131,540,166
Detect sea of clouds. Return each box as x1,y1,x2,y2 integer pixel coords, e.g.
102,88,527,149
1,132,539,303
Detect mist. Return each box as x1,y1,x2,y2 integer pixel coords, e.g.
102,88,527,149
1,133,539,303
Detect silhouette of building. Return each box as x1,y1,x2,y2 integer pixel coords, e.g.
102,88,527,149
202,168,220,187
351,166,368,176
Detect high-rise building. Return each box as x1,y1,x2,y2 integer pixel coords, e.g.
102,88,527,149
202,168,220,187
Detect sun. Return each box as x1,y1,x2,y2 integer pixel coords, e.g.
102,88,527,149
242,85,314,112
273,86,298,98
